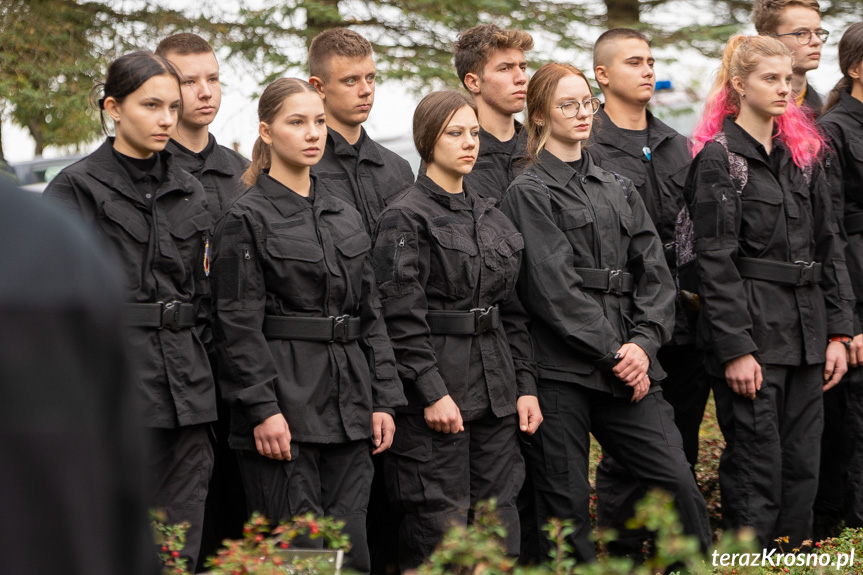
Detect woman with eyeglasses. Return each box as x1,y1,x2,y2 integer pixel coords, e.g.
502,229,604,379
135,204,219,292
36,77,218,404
499,63,711,562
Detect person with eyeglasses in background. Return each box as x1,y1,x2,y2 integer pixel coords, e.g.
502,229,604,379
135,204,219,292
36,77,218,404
499,62,711,564
752,0,829,118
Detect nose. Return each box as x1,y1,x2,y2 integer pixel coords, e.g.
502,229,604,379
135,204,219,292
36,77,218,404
576,103,591,119
307,123,321,141
464,132,477,149
643,63,654,78
778,78,791,95
198,80,212,99
159,107,175,127
359,79,373,97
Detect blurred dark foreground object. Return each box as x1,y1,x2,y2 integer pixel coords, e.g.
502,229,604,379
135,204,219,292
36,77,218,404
0,181,157,575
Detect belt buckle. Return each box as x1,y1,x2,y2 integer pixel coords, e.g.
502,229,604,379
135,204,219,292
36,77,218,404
604,270,622,295
330,315,350,343
159,301,182,331
471,307,493,335
794,261,815,286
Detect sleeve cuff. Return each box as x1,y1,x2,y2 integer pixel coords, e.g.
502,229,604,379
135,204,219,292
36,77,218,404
415,368,449,406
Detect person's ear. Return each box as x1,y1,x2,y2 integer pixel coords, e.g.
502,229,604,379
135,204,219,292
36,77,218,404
595,65,610,87
849,62,861,81
259,121,272,145
731,76,746,99
308,76,326,100
464,72,481,95
104,97,121,123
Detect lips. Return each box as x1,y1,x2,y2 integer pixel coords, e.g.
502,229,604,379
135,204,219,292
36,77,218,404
153,134,170,140
198,106,215,114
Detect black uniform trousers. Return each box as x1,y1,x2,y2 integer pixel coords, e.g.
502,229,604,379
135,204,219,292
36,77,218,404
712,363,823,549
595,344,711,554
523,380,711,563
814,371,863,537
236,440,373,574
385,413,524,570
145,424,214,571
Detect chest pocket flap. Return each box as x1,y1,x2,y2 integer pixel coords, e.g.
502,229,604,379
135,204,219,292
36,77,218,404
266,236,324,262
495,233,525,258
849,139,863,162
170,210,213,240
429,226,478,255
555,208,593,231
102,201,149,243
335,232,372,258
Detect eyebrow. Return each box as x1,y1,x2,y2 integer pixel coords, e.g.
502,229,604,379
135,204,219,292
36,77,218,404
624,56,655,62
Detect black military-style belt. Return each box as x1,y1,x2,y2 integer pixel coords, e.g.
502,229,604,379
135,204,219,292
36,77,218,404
426,306,500,336
262,315,362,343
736,257,822,286
845,212,863,235
574,268,635,295
124,302,197,331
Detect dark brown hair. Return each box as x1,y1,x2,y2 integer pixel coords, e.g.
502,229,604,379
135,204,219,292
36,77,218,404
824,23,863,113
593,28,650,69
92,51,181,136
524,63,593,164
155,33,214,58
453,25,534,89
413,90,477,165
308,28,373,81
752,0,821,34
242,78,320,187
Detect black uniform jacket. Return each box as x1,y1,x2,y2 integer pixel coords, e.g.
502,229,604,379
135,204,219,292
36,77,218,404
821,91,863,333
684,118,854,374
212,172,405,449
501,149,675,397
802,85,824,119
167,135,249,219
589,106,693,344
372,174,537,421
44,139,216,429
463,122,527,202
311,127,415,235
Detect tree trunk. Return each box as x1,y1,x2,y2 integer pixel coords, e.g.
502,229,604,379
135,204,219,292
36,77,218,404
28,119,44,157
604,0,641,26
0,118,5,162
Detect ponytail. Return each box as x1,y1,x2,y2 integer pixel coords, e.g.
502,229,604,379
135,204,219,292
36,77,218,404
243,137,271,188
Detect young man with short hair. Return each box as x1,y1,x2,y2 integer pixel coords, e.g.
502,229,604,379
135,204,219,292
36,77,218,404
753,0,828,117
307,28,413,575
588,28,711,559
453,24,533,200
156,33,248,217
308,28,414,236
156,33,250,571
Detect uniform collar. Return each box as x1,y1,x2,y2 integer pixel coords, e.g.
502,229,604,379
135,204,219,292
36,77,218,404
256,171,343,219
478,120,523,154
415,173,474,212
720,117,790,172
837,91,863,125
535,148,616,188
326,127,384,166
167,134,239,176
591,105,679,157
85,138,191,204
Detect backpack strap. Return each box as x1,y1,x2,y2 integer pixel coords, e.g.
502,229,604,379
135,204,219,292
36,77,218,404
713,132,748,193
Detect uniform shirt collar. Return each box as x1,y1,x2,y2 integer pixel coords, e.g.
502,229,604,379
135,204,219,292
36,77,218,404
415,173,473,211
327,127,384,165
256,171,343,219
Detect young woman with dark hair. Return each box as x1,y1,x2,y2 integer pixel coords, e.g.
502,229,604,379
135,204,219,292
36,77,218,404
43,50,217,570
210,78,404,575
499,62,711,563
686,35,854,549
815,22,863,536
371,90,541,570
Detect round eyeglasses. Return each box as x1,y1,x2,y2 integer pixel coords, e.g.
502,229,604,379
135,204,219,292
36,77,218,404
555,98,601,118
774,29,829,45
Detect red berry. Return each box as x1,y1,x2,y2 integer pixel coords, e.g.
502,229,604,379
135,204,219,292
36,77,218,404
161,545,169,552
171,550,180,558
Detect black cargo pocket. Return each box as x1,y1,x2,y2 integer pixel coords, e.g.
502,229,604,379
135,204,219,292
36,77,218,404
741,191,782,249
102,201,149,243
536,386,569,475
384,430,432,512
368,336,396,379
265,236,324,307
266,236,324,262
428,225,478,298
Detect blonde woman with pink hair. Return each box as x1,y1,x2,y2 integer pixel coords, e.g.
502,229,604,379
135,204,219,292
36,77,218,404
684,34,854,549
